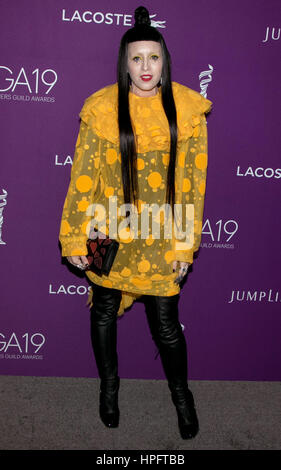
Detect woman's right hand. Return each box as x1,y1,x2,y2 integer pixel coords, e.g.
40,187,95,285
66,255,89,271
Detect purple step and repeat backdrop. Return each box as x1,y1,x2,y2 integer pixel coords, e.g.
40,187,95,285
0,0,280,381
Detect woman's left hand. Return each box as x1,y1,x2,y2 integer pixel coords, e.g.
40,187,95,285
173,261,190,284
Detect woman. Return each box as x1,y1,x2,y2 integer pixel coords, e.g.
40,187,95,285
59,6,212,440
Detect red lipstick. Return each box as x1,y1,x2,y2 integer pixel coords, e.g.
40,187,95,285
141,75,152,81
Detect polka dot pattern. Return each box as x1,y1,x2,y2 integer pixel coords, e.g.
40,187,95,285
59,81,212,316
78,81,212,153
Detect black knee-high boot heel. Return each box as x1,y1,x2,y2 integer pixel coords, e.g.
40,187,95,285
90,284,122,428
144,294,199,439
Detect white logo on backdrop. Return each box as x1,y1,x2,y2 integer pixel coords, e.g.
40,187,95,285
262,26,280,43
61,9,166,28
0,332,46,360
149,15,166,29
49,284,92,295
199,64,213,99
0,189,7,245
236,166,281,179
228,289,281,303
200,218,237,250
55,154,73,166
0,66,57,103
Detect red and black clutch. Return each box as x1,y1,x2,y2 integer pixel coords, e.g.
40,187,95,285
85,230,119,277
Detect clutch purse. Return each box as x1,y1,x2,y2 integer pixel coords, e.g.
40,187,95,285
85,229,119,277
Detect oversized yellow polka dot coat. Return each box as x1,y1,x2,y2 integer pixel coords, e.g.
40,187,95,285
59,81,212,316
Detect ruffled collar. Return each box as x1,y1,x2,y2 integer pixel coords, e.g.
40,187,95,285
129,86,162,99
79,81,212,153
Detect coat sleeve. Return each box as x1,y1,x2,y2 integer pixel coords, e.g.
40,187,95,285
58,119,101,257
173,99,212,264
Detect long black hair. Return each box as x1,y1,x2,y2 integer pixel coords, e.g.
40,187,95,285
117,6,178,219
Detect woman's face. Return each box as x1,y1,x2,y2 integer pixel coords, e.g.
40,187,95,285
127,41,163,97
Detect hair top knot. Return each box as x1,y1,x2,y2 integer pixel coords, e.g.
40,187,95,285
134,6,151,27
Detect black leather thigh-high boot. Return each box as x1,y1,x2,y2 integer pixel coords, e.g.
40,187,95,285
90,283,122,428
144,294,199,439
